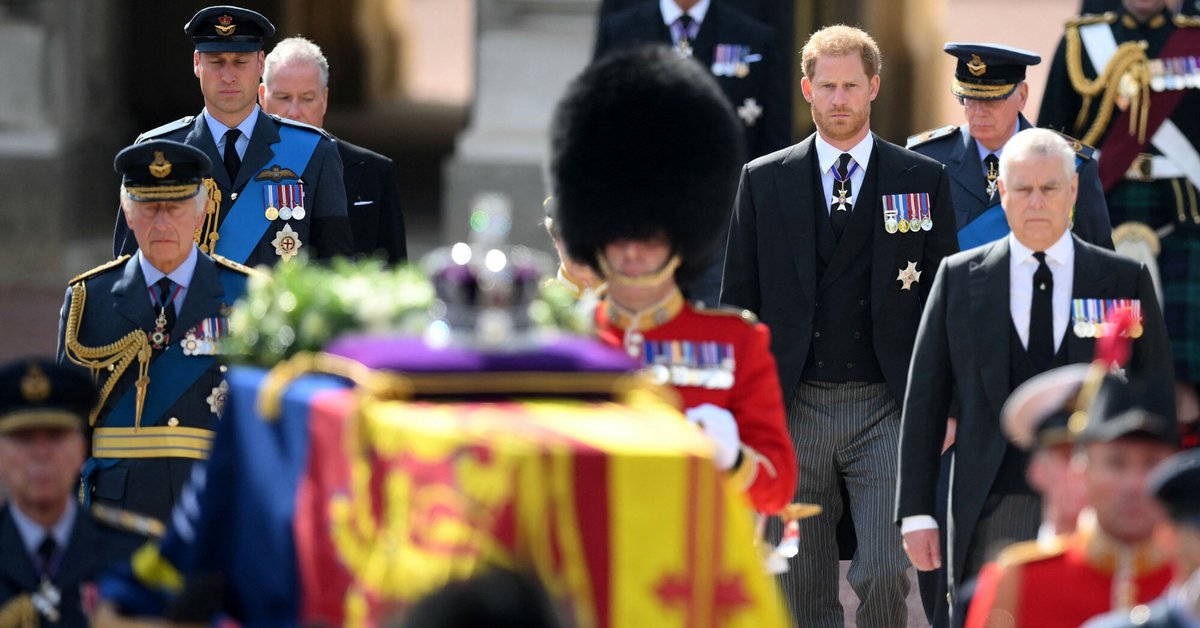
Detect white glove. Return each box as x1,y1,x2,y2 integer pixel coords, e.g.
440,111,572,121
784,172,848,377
685,403,741,471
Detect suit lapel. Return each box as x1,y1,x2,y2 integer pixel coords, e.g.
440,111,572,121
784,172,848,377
691,5,719,66
775,137,819,307
233,111,279,192
338,141,366,202
54,509,97,588
173,254,225,342
970,239,1013,418
112,257,154,330
869,140,917,317
951,130,990,223
1066,236,1104,363
820,149,879,289
0,507,39,592
188,115,229,190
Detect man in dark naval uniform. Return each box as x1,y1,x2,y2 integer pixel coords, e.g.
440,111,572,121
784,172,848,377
593,0,791,162
112,5,353,268
260,36,407,263
0,359,156,627
910,43,1112,251
59,140,259,524
1038,0,1200,432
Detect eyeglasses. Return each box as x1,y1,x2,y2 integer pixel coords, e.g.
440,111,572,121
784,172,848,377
957,91,1015,109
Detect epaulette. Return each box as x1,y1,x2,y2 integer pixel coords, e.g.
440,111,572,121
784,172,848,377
90,503,166,539
906,125,958,149
267,113,334,140
69,254,130,285
692,303,759,325
135,116,195,142
1175,14,1200,28
211,252,266,278
1066,11,1117,28
1051,130,1097,161
996,536,1066,569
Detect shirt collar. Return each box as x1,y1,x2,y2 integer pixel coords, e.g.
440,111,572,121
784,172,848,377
973,119,1021,162
660,0,710,26
138,245,200,290
815,132,874,175
204,104,260,146
1008,228,1074,267
9,500,75,555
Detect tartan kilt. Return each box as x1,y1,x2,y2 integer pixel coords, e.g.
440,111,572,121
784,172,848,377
1108,178,1200,382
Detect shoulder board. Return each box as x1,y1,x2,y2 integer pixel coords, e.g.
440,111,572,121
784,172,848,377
691,303,759,325
996,536,1066,569
906,125,959,149
136,116,195,142
1067,11,1117,28
267,113,334,140
69,255,130,285
90,503,166,538
1050,130,1097,161
1175,14,1200,28
210,252,266,278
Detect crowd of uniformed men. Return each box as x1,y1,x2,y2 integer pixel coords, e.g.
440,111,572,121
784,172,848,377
2,0,1200,625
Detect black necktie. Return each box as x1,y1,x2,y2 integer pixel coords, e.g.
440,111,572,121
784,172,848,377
677,14,696,42
984,153,1000,202
36,535,56,580
155,277,178,333
830,153,854,240
1029,252,1055,371
223,128,242,181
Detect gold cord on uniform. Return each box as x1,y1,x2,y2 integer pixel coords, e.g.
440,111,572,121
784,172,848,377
1065,23,1152,145
195,177,222,254
62,282,152,429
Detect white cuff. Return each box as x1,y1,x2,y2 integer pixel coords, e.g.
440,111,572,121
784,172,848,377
900,515,939,535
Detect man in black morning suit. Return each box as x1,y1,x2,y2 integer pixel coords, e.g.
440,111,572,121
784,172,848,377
0,360,154,626
896,129,1175,620
259,37,407,262
719,26,958,627
112,6,353,268
593,0,790,162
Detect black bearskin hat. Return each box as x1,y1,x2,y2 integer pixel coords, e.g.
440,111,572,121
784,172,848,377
550,46,744,287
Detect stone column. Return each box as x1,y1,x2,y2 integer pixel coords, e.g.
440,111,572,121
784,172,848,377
442,0,598,252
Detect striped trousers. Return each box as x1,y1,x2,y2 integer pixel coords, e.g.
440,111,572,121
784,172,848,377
778,381,910,628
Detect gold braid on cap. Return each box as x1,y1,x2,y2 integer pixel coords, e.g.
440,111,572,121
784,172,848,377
1065,26,1152,145
62,282,152,428
196,178,222,254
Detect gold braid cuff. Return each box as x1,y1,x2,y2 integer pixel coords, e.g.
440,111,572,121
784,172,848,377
196,177,222,254
62,282,152,428
1065,27,1152,145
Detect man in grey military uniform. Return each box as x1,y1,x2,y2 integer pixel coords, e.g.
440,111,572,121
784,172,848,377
908,43,1113,251
112,5,353,268
59,140,258,524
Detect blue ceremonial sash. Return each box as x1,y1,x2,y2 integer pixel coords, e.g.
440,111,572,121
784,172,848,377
81,270,248,502
957,203,1009,250
213,125,320,264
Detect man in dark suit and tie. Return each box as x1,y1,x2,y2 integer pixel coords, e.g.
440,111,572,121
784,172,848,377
0,359,154,626
112,6,354,268
593,0,791,162
896,128,1175,619
260,36,408,263
719,25,959,626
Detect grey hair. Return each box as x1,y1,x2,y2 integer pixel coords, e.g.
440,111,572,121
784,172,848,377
998,128,1075,182
119,184,207,216
264,36,330,88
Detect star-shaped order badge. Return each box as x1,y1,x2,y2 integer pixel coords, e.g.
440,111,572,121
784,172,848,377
272,224,302,262
207,380,229,417
896,260,921,291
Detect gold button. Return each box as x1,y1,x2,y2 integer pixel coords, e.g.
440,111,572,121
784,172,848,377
167,417,179,427
219,365,228,373
107,364,115,372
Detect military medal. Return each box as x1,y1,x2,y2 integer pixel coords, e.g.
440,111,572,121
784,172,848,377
264,185,279,220
737,98,762,126
32,578,61,622
918,192,933,231
292,181,307,220
831,160,859,212
896,260,921,290
896,194,910,233
147,281,181,350
207,380,229,417
676,38,693,59
883,196,899,233
272,224,303,261
985,159,999,200
1072,299,1091,338
181,315,229,355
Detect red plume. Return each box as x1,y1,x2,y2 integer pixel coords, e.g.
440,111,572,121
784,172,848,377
1095,305,1134,368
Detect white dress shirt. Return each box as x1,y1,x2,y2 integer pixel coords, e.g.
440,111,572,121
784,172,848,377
660,0,711,36
10,499,75,561
139,246,199,312
204,104,259,160
815,133,874,216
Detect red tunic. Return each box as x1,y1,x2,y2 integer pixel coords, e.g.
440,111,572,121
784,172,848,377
596,296,798,513
966,522,1173,628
